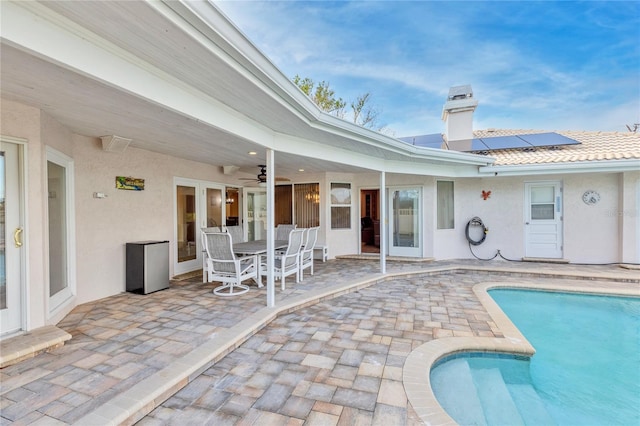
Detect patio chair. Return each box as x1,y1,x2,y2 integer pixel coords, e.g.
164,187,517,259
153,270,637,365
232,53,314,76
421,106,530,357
201,227,221,281
275,224,296,241
225,225,244,243
203,231,257,296
260,228,305,290
300,226,319,280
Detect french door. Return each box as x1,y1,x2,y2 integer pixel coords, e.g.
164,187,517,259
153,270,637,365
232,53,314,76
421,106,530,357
1,139,24,336
388,187,422,257
174,179,226,275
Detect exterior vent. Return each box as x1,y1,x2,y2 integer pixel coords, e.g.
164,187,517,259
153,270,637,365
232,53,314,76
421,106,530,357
101,135,131,153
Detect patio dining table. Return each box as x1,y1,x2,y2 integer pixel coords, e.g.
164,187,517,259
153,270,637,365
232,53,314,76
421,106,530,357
231,239,289,288
201,240,289,284
232,239,289,256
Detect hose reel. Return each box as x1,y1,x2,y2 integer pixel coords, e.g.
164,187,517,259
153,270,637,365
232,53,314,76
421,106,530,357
465,216,488,246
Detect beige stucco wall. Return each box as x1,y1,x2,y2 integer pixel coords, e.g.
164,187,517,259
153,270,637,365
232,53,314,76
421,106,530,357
620,171,640,264
431,173,624,263
72,135,237,304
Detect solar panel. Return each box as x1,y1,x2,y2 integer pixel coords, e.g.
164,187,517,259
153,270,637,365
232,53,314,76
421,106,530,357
468,139,490,151
480,135,532,150
399,132,580,153
398,133,444,149
518,132,580,148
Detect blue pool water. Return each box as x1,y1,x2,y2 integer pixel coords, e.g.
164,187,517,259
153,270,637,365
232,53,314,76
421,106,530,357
431,289,640,425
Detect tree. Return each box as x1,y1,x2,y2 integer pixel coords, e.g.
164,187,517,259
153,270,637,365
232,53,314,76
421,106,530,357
292,75,387,132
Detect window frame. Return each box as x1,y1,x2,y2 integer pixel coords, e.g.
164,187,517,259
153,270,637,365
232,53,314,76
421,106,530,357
330,182,351,230
436,180,455,230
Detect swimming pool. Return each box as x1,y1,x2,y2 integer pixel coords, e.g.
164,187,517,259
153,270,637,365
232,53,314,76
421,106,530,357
430,289,640,425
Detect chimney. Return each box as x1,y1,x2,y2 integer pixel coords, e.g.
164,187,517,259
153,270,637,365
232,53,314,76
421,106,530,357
441,85,478,151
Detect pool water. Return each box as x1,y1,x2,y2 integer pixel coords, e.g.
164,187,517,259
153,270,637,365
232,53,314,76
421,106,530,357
430,289,640,425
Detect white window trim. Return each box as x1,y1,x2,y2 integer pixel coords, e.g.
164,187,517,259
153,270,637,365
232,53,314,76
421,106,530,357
46,146,76,317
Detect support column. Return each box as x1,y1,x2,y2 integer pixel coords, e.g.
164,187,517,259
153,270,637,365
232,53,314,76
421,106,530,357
380,171,386,274
266,148,275,307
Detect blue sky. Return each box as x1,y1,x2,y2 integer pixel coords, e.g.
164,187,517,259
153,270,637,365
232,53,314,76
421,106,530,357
215,1,640,137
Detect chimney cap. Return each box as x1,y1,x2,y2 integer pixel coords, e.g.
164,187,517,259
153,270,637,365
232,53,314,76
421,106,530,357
447,84,473,101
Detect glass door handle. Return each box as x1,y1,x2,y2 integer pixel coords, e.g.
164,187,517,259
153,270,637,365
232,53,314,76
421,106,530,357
14,227,23,248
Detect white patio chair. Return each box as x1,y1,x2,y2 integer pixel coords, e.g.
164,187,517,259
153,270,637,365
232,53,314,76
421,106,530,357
260,228,305,290
203,231,257,296
225,225,244,243
300,226,319,280
201,227,221,281
275,224,296,241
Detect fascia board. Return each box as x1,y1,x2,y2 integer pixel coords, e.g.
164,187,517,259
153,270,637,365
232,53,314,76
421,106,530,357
382,160,480,177
273,133,384,171
478,158,640,176
2,1,275,147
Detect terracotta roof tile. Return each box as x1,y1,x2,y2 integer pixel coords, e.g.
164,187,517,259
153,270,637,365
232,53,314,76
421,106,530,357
470,129,640,166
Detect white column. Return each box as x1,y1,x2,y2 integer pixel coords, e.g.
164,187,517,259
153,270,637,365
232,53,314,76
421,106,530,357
266,148,275,307
380,171,386,274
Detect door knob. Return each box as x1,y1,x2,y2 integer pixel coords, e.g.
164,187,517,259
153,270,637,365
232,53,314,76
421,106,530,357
14,227,23,247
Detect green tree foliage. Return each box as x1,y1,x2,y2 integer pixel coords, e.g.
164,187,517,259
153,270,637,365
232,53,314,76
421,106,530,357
292,75,387,132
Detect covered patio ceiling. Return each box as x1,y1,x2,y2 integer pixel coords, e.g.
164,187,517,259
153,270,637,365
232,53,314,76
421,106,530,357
0,1,492,179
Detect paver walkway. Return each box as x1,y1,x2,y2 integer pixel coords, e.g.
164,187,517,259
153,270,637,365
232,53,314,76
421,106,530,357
1,259,638,425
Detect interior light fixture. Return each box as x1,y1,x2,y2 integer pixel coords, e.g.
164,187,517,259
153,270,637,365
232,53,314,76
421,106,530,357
248,151,257,155
298,168,305,172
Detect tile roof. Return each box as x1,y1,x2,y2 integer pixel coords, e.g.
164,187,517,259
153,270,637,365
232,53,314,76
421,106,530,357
470,129,640,166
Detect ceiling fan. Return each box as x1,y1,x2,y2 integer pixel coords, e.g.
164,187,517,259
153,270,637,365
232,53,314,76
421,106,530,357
239,165,290,184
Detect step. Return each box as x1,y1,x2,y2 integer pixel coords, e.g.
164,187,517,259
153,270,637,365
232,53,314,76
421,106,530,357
431,358,487,426
0,326,71,368
472,368,525,426
508,384,556,425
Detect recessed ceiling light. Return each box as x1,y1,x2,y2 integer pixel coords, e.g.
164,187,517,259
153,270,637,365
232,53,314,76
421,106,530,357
248,151,257,155
298,168,305,172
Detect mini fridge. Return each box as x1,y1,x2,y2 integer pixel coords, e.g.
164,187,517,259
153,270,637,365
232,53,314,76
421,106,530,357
126,240,170,294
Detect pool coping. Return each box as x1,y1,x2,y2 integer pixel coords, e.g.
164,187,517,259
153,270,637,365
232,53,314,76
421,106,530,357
74,265,639,425
403,279,640,426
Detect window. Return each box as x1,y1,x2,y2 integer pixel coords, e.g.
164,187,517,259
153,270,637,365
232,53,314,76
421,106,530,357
437,181,454,229
331,183,351,229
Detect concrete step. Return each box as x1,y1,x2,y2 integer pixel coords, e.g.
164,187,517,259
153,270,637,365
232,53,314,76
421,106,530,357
472,367,525,426
431,358,487,425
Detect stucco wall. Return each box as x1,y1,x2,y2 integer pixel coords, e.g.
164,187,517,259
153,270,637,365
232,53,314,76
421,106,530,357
433,173,624,263
72,135,235,304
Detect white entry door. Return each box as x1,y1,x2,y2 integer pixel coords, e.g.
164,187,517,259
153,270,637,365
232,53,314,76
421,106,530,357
1,140,24,336
389,187,422,257
525,181,563,258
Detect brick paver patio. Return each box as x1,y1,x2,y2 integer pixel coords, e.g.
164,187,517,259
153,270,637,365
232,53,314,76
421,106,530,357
1,259,638,425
